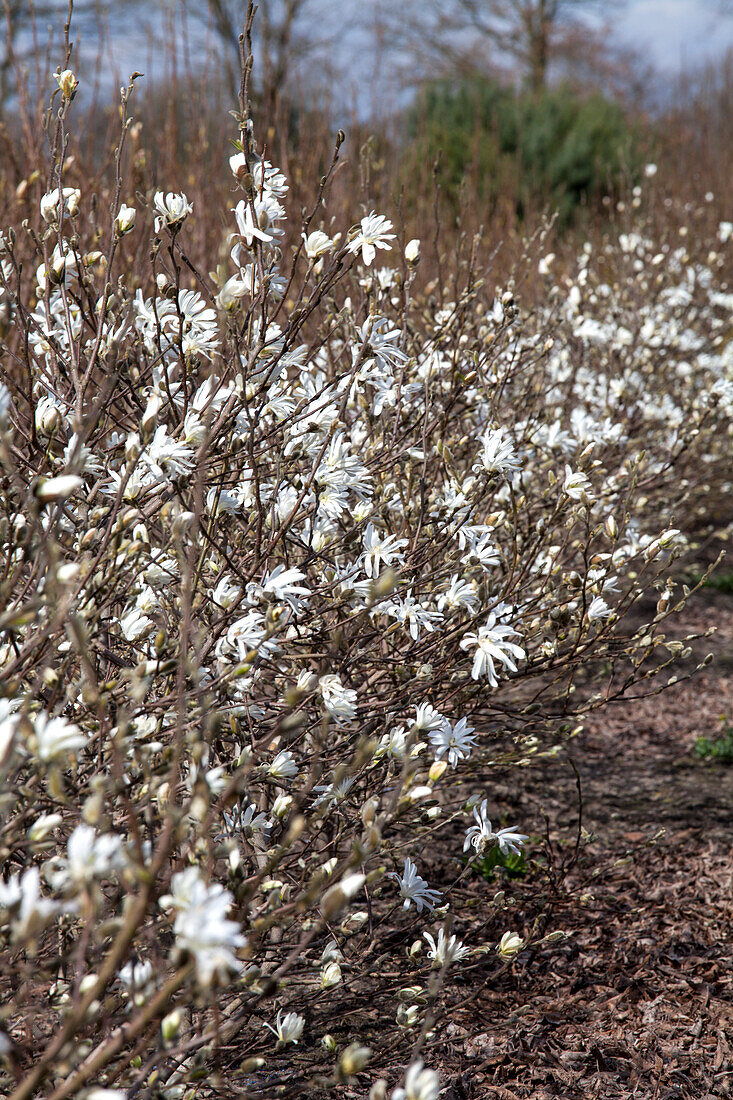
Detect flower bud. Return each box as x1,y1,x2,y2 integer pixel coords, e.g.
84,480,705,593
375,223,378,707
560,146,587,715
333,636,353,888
55,69,79,100
321,961,342,988
321,1034,337,1052
340,1043,371,1076
141,393,161,437
272,793,293,819
428,759,448,782
161,1008,183,1044
321,872,366,920
604,514,618,540
404,238,420,263
361,796,378,827
35,396,61,435
498,931,524,959
115,203,136,235
396,1003,420,1027
27,813,62,844
34,475,83,502
659,528,681,549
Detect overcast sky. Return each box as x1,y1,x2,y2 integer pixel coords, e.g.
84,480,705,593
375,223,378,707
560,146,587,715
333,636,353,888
613,0,733,69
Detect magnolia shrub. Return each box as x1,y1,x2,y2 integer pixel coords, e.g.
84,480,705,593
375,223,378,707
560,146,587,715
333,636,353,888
0,58,730,1100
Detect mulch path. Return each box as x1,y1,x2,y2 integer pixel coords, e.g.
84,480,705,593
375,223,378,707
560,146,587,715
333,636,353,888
432,586,733,1099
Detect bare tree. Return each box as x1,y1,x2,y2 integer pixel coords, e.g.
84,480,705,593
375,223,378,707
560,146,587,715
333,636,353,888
205,0,342,118
377,0,621,93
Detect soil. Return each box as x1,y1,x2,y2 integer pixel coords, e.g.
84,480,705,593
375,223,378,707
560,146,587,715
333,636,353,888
434,585,733,1099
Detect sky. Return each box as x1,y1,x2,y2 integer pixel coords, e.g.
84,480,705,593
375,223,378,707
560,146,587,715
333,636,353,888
7,0,733,114
613,0,733,70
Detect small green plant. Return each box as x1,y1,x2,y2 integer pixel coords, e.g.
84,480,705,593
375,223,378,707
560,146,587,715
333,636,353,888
694,722,733,763
471,846,529,881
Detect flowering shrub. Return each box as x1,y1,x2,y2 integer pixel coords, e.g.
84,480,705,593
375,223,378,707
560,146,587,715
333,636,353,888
0,40,731,1100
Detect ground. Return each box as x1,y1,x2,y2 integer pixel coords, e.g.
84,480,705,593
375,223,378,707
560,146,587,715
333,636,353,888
435,584,733,1099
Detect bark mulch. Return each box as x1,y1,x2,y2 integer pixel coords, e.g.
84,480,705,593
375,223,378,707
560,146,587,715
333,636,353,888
433,587,733,1099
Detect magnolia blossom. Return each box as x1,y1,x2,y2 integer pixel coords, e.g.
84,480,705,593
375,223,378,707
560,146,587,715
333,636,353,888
460,611,525,686
0,867,58,941
65,824,125,885
473,427,521,476
267,749,299,781
362,523,408,578
429,717,478,768
464,800,528,857
391,1061,440,1100
498,930,525,959
587,596,612,621
33,713,86,762
423,929,470,967
347,211,395,266
160,867,246,986
319,674,358,722
40,187,80,223
115,203,136,234
153,191,192,232
261,565,311,610
303,229,334,259
389,857,442,913
563,465,593,503
266,1009,305,1044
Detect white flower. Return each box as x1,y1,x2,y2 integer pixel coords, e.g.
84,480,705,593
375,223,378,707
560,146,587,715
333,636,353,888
27,813,62,844
215,274,249,312
321,960,342,987
115,203,136,234
233,198,274,246
391,1060,440,1100
153,191,192,232
318,674,357,723
405,238,421,263
460,611,525,686
40,187,80,223
267,749,298,782
229,151,247,177
118,958,154,1005
160,867,246,986
429,717,477,769
0,866,58,941
563,465,593,503
66,824,125,885
362,522,408,578
303,229,334,259
423,929,470,967
463,799,528,857
34,475,83,502
120,607,154,642
0,382,11,427
266,1009,304,1044
412,702,445,733
436,575,479,613
33,713,86,762
388,857,442,913
498,930,524,959
262,565,310,610
382,591,443,641
347,211,395,266
718,221,733,244
644,162,658,178
587,596,611,621
473,427,521,476
54,68,78,99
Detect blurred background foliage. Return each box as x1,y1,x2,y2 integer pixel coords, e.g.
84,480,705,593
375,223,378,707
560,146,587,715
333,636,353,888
403,78,641,224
